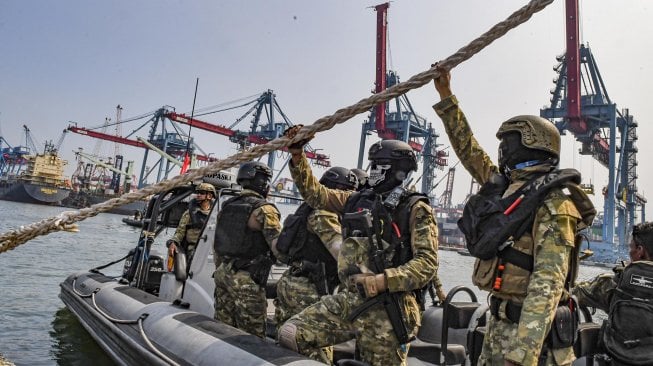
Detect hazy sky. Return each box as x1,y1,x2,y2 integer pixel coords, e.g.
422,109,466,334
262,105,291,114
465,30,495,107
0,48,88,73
1,0,651,218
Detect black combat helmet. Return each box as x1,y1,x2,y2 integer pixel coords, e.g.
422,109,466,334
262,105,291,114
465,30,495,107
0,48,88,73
237,161,273,196
350,168,369,191
367,140,418,193
319,166,358,191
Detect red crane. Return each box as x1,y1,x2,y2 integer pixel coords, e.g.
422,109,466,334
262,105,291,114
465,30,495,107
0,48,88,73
68,90,331,187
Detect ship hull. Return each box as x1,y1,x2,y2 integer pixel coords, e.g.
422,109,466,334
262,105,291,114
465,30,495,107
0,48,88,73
0,181,71,205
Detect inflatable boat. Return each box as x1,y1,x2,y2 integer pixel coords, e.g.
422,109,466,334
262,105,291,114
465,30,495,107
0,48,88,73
59,176,603,366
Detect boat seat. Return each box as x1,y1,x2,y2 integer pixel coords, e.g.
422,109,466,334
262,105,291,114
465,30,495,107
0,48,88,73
409,338,467,365
410,301,483,365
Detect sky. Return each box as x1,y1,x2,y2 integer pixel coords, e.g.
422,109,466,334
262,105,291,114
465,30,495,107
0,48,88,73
1,0,652,219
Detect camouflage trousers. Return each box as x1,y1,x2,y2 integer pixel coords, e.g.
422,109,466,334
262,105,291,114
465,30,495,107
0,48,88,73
274,270,333,362
214,261,267,338
281,289,419,366
274,270,323,328
479,315,574,366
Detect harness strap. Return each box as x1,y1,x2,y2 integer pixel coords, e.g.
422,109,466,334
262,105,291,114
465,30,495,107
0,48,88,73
500,246,534,272
348,295,384,322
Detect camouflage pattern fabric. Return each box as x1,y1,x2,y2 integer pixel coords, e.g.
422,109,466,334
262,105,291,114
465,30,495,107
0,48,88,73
214,260,267,338
284,288,419,366
434,95,579,366
213,189,281,339
308,209,343,258
573,267,621,312
171,208,208,247
284,154,440,365
248,190,283,246
274,209,341,326
274,209,340,361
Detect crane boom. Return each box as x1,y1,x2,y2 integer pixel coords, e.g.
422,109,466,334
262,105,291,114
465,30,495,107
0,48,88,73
165,112,330,164
76,150,133,177
67,125,215,162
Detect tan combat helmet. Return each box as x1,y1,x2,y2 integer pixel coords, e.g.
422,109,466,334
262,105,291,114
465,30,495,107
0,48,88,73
496,115,561,158
195,182,216,196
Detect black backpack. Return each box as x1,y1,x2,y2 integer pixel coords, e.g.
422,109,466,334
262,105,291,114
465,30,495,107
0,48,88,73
458,169,586,261
602,261,653,365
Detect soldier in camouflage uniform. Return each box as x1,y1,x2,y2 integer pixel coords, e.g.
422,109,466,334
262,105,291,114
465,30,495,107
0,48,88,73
573,222,653,366
277,131,446,366
351,168,369,191
574,222,653,311
433,67,594,366
274,167,358,362
213,161,282,338
275,167,358,326
166,182,216,264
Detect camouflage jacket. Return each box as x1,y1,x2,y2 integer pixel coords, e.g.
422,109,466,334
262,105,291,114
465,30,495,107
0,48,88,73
243,189,282,248
171,204,211,248
434,95,581,365
573,265,622,312
307,209,342,260
289,153,441,293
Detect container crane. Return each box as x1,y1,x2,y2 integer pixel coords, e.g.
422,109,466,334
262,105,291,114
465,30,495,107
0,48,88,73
357,3,447,199
69,91,331,189
68,118,215,188
540,0,646,251
164,90,331,169
22,125,40,155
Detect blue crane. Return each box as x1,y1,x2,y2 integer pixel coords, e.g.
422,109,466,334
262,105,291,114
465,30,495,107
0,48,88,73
540,0,645,252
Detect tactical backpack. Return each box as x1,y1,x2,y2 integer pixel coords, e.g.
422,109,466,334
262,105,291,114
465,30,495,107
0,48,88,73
602,261,653,365
458,169,595,261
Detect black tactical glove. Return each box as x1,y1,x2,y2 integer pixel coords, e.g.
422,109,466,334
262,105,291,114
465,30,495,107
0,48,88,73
283,124,314,154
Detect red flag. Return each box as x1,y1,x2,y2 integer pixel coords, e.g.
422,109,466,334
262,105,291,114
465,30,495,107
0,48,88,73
180,152,191,174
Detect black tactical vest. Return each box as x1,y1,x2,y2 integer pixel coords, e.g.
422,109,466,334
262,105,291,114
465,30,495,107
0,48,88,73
186,199,210,230
278,203,337,267
342,189,429,267
214,194,270,259
276,202,339,289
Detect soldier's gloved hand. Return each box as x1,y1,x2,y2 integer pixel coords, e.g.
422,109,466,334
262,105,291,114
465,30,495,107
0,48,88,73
351,273,387,298
282,124,314,155
432,63,452,100
166,239,178,257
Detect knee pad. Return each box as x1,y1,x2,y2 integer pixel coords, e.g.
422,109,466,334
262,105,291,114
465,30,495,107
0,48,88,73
278,322,299,352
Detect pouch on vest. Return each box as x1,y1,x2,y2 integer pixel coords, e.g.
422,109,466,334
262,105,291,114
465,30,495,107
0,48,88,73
472,257,499,290
602,261,653,365
548,297,580,349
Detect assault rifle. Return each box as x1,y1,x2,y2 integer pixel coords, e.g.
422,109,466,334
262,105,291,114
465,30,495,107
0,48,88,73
343,209,413,344
292,260,329,296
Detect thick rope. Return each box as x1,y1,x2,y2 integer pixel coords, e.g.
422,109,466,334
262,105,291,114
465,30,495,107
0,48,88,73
0,0,554,253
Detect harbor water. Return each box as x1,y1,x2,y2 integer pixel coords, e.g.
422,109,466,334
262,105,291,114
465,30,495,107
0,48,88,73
0,200,607,366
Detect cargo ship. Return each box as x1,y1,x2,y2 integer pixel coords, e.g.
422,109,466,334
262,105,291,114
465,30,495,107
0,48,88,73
61,152,147,215
0,142,71,205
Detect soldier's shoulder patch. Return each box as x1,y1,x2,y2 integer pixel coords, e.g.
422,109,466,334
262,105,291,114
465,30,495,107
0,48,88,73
543,189,581,219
